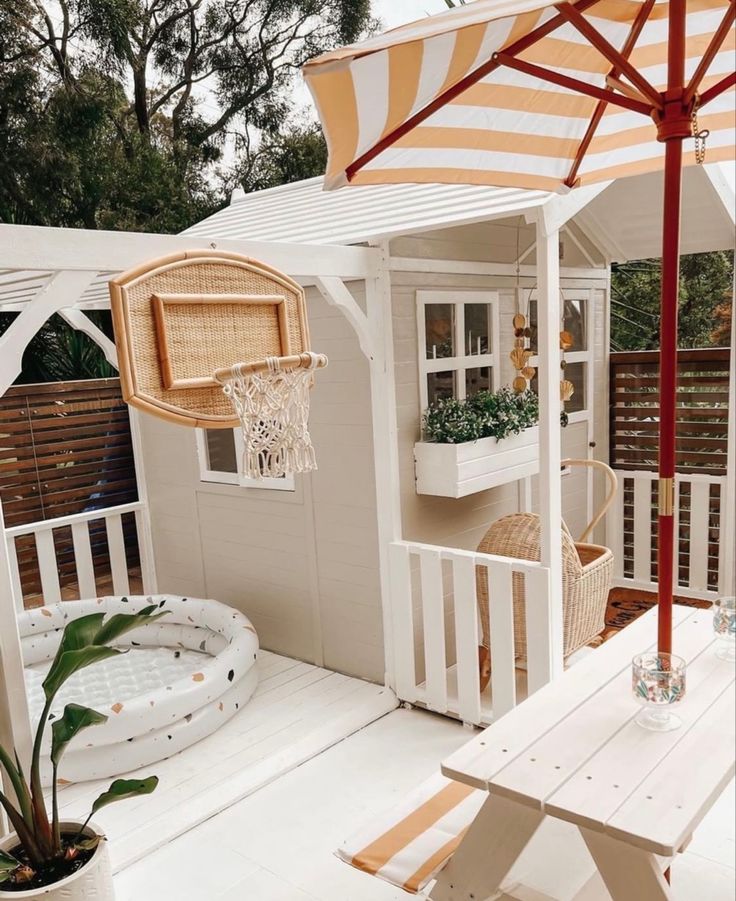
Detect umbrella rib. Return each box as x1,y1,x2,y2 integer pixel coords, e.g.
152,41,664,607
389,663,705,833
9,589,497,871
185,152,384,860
345,0,603,182
555,1,662,109
683,0,736,106
564,0,656,188
698,70,736,105
493,52,652,115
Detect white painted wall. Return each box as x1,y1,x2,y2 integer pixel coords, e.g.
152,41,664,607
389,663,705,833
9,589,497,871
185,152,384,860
139,287,385,682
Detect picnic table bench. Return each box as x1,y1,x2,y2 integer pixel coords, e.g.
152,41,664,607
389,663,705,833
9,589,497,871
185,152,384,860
432,603,735,900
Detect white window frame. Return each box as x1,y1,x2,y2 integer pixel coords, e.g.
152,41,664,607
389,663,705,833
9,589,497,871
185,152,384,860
529,288,595,427
416,290,501,413
195,429,296,491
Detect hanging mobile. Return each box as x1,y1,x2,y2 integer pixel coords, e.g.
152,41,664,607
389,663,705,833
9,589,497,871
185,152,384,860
560,328,574,427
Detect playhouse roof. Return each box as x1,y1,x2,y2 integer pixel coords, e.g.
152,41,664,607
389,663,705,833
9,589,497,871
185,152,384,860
185,165,735,262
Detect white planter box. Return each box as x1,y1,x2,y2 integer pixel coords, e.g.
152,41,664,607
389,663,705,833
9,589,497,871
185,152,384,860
414,426,539,498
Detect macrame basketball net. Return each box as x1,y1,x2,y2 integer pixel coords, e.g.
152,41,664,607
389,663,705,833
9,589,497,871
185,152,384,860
220,352,323,479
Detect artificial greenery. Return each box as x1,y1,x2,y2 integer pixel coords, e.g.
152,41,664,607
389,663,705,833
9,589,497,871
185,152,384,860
422,387,540,444
0,606,165,890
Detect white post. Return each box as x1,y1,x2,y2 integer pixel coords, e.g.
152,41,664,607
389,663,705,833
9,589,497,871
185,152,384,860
722,274,736,595
366,242,403,691
536,218,565,678
0,501,33,829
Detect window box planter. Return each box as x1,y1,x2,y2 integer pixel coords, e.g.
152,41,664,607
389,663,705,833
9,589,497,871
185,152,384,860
414,426,539,498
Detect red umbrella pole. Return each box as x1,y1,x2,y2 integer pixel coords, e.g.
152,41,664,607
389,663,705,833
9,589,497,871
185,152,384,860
656,0,689,655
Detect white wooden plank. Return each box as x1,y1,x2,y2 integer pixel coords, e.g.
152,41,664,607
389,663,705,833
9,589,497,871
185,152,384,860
389,542,417,704
490,609,716,809
546,614,734,830
441,605,694,790
688,478,711,591
632,475,652,584
35,528,61,605
452,555,481,726
105,513,130,595
71,522,97,599
134,507,157,594
524,566,553,697
485,559,516,719
420,548,448,714
5,537,25,613
607,682,736,856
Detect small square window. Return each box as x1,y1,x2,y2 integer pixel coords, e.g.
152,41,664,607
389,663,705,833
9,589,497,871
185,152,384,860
197,429,295,490
465,367,492,398
427,371,456,406
464,304,492,356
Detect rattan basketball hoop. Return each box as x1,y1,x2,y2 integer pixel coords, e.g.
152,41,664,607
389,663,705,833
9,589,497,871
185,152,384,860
110,249,328,477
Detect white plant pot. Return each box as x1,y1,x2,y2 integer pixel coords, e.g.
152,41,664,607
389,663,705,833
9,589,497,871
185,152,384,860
0,822,114,900
414,426,540,498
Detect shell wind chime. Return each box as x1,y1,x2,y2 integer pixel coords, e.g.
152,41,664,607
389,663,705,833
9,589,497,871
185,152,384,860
560,328,574,426
511,312,535,393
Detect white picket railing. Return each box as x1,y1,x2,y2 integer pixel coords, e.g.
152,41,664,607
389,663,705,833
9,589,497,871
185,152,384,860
389,540,552,727
4,501,156,613
608,470,729,599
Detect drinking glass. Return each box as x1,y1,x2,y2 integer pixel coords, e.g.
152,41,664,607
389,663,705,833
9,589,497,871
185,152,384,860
713,596,736,662
632,653,687,731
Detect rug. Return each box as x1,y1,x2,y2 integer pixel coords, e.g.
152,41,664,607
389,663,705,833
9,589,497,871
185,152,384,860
601,587,711,642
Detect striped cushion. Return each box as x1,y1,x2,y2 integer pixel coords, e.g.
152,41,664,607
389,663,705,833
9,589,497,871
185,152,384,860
336,773,486,894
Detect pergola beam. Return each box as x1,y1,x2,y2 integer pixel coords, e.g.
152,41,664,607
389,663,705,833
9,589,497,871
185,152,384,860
0,271,96,397
0,224,380,282
58,308,119,368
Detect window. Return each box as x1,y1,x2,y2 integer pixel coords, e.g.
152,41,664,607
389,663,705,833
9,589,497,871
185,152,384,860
195,429,295,490
417,291,500,411
528,291,594,421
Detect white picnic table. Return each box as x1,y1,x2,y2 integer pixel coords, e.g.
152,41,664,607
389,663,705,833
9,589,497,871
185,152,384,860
431,604,735,901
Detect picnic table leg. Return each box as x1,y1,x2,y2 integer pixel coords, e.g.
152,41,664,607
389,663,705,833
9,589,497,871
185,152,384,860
430,794,545,901
580,827,673,901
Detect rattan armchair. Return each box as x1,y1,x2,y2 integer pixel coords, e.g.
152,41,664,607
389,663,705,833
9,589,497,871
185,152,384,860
476,460,617,686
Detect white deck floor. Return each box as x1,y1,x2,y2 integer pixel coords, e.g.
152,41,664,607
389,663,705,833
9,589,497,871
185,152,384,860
53,650,397,872
112,702,736,901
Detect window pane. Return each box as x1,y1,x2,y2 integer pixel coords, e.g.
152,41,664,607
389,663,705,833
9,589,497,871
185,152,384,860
425,304,455,359
564,361,586,413
529,363,586,414
465,303,491,356
205,429,238,473
527,299,586,353
465,367,491,398
563,298,587,351
427,371,456,405
528,300,538,354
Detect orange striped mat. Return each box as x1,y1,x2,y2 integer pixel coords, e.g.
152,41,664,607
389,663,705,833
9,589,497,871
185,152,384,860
336,773,485,894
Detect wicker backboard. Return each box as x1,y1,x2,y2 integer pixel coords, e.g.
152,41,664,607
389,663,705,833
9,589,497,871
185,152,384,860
110,250,310,428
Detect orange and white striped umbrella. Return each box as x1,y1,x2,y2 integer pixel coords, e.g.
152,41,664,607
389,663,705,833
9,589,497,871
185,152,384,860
304,0,735,192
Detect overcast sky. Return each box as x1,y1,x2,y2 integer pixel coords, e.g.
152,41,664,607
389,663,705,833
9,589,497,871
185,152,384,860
374,0,449,29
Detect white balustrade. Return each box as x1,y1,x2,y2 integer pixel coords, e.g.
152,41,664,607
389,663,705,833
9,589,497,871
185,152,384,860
607,470,728,599
389,540,552,727
4,501,156,612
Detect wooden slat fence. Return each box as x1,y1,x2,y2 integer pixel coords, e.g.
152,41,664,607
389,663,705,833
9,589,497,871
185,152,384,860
0,379,139,603
609,348,730,475
608,348,731,598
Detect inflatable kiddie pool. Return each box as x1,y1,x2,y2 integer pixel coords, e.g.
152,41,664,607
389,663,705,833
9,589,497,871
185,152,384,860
20,595,259,784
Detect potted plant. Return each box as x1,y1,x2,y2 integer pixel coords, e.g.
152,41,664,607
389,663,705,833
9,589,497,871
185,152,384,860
414,387,541,497
0,605,166,898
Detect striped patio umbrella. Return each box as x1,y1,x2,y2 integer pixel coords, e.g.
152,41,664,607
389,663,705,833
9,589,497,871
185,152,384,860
303,0,736,653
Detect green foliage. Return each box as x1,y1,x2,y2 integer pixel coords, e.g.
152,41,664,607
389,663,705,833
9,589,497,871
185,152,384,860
0,606,165,888
423,387,540,444
1,0,375,233
611,251,734,351
241,123,328,192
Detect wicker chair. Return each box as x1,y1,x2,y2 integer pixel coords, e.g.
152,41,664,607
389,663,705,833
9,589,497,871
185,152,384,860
476,460,617,686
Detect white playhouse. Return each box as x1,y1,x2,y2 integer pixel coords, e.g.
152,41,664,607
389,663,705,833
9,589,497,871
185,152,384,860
0,162,733,869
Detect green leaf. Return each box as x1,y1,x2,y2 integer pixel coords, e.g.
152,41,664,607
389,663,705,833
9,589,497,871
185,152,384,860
0,849,20,879
43,647,122,701
91,777,159,817
51,704,108,768
92,605,168,646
